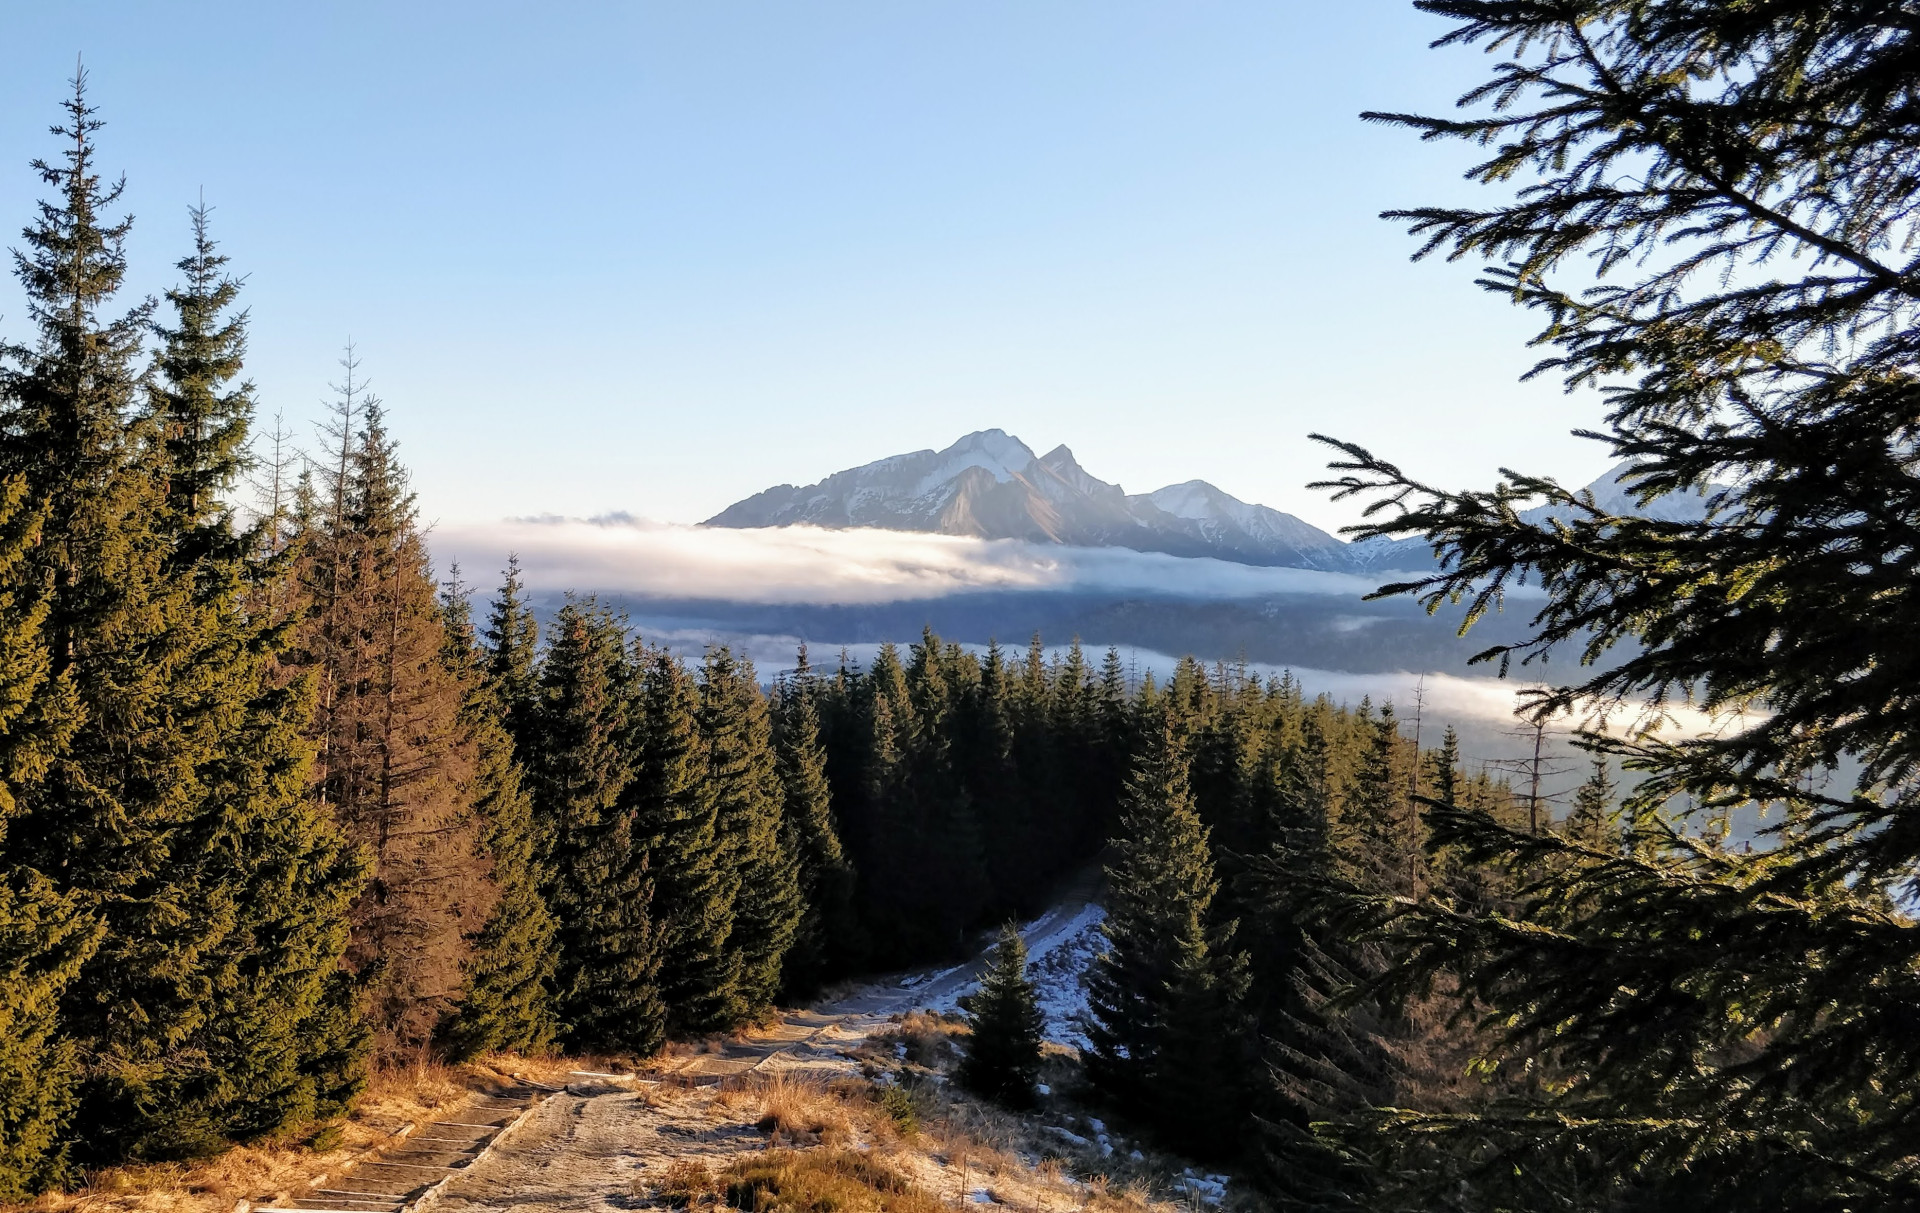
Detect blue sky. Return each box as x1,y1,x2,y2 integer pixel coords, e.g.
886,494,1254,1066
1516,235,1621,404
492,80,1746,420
0,2,1613,534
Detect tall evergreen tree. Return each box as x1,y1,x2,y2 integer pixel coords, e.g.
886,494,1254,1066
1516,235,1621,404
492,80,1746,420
772,647,860,994
1344,704,1413,896
1428,725,1459,807
1311,4,1920,1205
436,577,558,1059
897,631,989,958
482,555,539,750
1082,712,1250,1158
1561,755,1621,855
700,646,800,1023
297,391,490,1052
134,207,368,1156
525,599,659,1054
2,81,363,1164
957,924,1044,1109
0,475,94,1198
631,648,732,1035
962,639,1039,919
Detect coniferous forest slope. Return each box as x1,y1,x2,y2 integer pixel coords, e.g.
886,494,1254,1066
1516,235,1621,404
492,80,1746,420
4,3,1920,1212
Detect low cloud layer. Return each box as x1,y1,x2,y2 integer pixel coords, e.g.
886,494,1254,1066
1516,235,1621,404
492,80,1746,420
435,517,1400,605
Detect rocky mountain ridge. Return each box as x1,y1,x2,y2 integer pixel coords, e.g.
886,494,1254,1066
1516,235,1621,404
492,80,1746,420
706,429,1359,569
705,429,1706,573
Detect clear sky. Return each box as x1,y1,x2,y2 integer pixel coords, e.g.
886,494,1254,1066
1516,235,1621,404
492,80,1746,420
0,2,1614,535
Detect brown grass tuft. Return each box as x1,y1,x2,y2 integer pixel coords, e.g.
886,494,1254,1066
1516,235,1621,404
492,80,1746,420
648,1158,720,1208
718,1150,945,1213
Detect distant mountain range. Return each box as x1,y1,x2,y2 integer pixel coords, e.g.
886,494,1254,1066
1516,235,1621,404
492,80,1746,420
707,429,1377,570
707,429,1709,575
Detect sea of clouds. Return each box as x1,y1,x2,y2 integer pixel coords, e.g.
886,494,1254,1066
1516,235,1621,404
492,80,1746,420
433,516,1401,606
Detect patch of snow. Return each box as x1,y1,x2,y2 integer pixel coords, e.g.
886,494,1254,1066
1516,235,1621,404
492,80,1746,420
1045,1127,1090,1146
910,431,1037,497
1146,480,1234,523
1177,1176,1229,1207
1028,907,1107,1049
1035,1084,1050,1096
1129,1150,1144,1162
922,903,1108,1049
1086,1119,1105,1133
969,1189,997,1204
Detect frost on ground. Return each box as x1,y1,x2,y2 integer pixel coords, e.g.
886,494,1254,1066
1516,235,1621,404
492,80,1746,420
924,904,1107,1049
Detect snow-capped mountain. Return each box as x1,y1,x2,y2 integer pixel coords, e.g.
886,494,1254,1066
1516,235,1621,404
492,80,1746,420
705,431,1712,575
704,430,1357,570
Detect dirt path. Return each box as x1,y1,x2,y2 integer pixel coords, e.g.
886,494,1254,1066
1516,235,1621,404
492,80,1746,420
422,1085,768,1213
422,887,1107,1213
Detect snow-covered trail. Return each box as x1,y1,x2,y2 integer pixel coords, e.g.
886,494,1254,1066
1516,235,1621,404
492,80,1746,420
815,891,1106,1047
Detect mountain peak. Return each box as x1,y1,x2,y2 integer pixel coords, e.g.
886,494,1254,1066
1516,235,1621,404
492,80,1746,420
916,430,1036,492
705,430,1353,570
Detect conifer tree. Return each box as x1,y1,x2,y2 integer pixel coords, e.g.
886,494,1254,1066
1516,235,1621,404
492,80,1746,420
1082,712,1250,1157
957,924,1044,1109
0,475,94,1198
436,577,558,1059
0,72,185,1161
1311,4,1920,1205
852,643,912,961
525,599,659,1054
1344,705,1413,896
3,82,363,1164
1561,755,1620,855
133,208,368,1155
482,555,540,749
630,649,732,1034
896,632,988,957
297,389,490,1052
700,646,800,1023
1429,725,1460,807
958,640,1037,919
773,648,860,994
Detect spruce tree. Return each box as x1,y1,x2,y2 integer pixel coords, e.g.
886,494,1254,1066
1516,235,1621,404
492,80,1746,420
436,577,558,1059
525,599,659,1054
954,640,1026,919
0,475,95,1198
136,207,368,1154
482,555,540,750
700,646,800,1023
1428,725,1459,807
2,82,363,1165
1561,755,1621,855
630,648,732,1035
957,924,1044,1109
0,72,188,1162
1343,704,1413,896
772,647,860,995
1311,4,1920,1205
1082,712,1250,1157
297,390,490,1052
852,643,912,963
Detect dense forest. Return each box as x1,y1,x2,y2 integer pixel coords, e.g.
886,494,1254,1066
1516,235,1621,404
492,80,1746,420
6,1,1920,1210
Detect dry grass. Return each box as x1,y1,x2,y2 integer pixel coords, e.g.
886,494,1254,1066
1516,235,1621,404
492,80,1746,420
717,1150,945,1213
644,1158,720,1208
865,1012,966,1072
719,1075,855,1147
8,1053,556,1213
